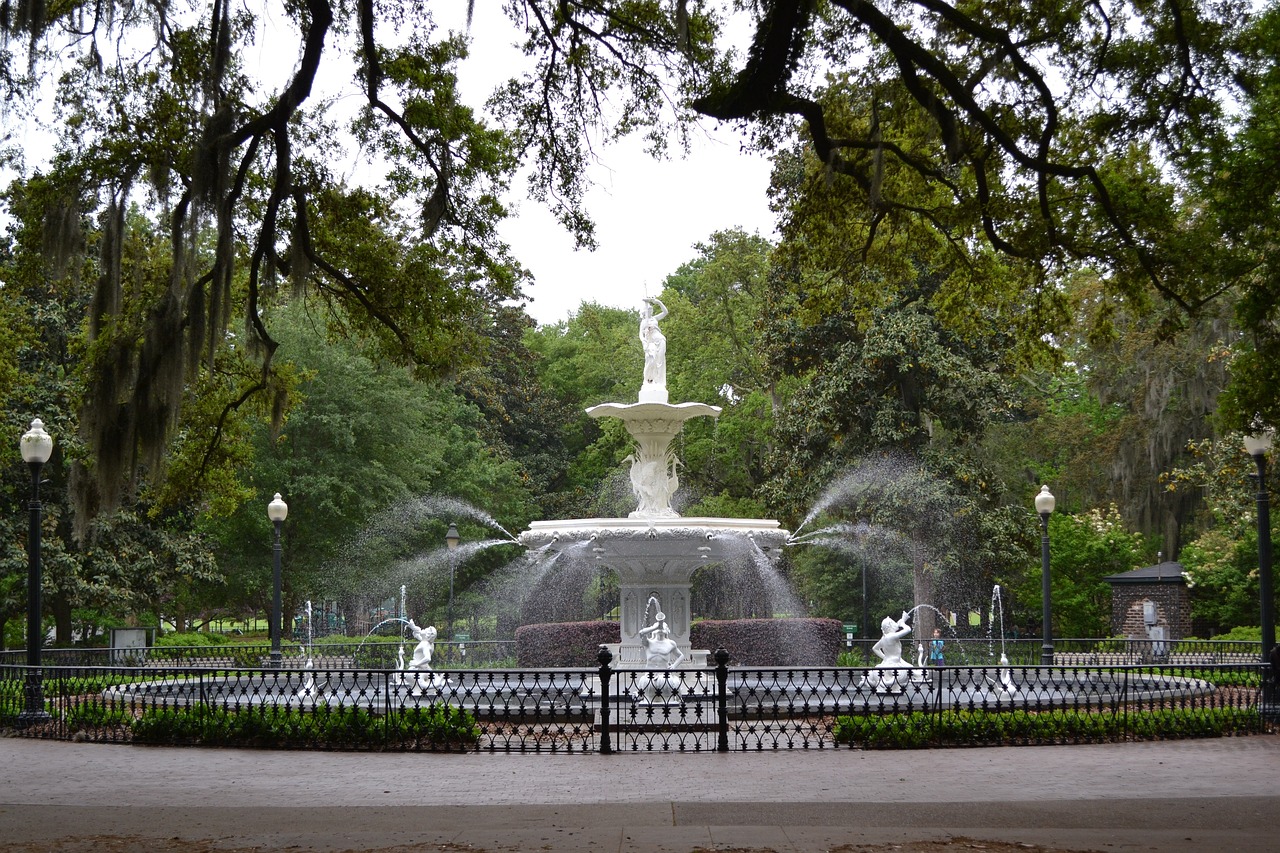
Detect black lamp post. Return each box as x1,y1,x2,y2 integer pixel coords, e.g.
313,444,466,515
445,523,460,641
1035,484,1056,666
18,418,53,726
267,492,288,668
1244,429,1274,696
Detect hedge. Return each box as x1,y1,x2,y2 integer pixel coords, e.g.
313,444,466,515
832,706,1263,748
691,618,843,665
515,621,619,667
514,618,844,667
130,703,479,748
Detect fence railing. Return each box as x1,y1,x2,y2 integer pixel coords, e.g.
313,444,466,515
2,648,1269,752
0,640,517,669
838,637,1262,667
4,637,1262,670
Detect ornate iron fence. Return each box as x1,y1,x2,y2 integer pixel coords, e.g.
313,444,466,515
0,640,517,669
1,647,1269,752
837,637,1261,667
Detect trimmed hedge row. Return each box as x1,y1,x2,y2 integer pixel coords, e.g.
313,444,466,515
514,618,845,667
692,618,844,666
516,621,619,667
130,703,479,748
832,706,1263,748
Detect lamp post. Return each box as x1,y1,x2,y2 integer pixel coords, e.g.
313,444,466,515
1035,484,1056,666
1244,429,1274,700
18,419,53,726
267,493,288,668
445,523,460,642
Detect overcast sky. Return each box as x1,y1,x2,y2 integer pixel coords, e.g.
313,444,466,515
5,1,780,327
496,132,778,326
444,3,780,326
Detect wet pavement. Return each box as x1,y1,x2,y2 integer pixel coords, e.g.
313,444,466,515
2,735,1277,852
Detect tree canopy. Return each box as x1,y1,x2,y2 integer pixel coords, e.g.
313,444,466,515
3,0,1278,644
5,0,1277,523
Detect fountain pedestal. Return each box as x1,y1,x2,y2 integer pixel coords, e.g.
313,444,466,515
586,401,720,519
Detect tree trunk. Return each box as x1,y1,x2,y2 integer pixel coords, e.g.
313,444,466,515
912,549,936,645
51,594,73,645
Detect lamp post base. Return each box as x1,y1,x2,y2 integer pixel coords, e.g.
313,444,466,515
16,671,51,728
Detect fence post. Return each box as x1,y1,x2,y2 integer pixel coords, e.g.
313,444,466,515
715,646,730,753
597,645,613,755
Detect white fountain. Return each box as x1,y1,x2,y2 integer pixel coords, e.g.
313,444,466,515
519,298,790,668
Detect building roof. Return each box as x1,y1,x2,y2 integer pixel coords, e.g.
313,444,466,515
1103,561,1187,585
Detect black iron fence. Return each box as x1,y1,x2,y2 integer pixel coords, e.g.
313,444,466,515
2,647,1269,752
0,640,517,669
838,637,1261,667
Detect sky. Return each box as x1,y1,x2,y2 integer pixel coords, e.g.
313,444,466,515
496,131,778,326
3,1,780,327
444,4,780,327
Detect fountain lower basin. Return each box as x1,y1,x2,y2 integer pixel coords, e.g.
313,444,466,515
520,517,790,666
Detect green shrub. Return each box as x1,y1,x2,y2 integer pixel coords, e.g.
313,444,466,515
149,632,235,662
0,678,24,724
352,640,403,669
1210,626,1261,642
692,618,844,666
831,706,1263,748
516,622,618,667
1139,666,1260,687
130,702,480,748
837,651,873,667
156,631,232,647
64,700,132,729
834,701,1264,747
228,646,268,667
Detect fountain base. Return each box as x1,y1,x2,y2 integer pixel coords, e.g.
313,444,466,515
520,517,789,660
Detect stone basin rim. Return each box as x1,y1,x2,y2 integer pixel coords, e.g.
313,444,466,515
519,518,792,550
522,517,787,535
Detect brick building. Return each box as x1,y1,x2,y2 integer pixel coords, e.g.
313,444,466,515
1103,560,1192,640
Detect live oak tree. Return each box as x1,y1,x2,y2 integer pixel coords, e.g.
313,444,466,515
3,0,1275,531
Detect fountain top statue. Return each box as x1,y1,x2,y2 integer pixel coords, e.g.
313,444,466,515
639,297,669,403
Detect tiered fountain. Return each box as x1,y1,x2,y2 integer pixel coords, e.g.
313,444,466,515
518,298,790,668
104,299,1214,723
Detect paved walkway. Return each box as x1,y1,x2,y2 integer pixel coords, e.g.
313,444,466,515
2,735,1278,852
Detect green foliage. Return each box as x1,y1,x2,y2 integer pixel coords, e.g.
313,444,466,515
1164,435,1277,633
352,641,402,669
1212,9,1280,431
203,302,536,623
130,703,479,748
0,677,25,724
1012,506,1150,638
155,631,231,648
1209,626,1266,643
832,706,1263,748
64,700,133,730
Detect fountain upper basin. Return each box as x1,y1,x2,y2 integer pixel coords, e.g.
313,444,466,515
520,517,790,569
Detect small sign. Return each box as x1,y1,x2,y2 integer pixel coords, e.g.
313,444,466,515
110,627,153,663
453,632,470,642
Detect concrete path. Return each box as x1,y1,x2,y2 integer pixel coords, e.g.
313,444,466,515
2,735,1278,852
